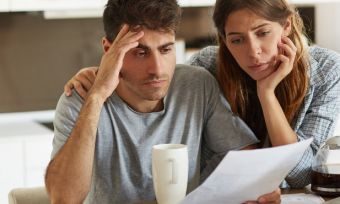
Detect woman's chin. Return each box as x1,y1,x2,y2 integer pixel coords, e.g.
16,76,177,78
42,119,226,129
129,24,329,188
251,67,276,81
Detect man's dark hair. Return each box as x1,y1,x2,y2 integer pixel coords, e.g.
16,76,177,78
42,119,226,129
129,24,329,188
103,0,182,42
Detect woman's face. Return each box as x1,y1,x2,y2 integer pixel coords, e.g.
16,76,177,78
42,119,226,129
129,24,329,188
224,9,291,81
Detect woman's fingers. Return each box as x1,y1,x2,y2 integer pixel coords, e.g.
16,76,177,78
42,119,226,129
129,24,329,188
279,37,297,59
64,80,74,97
64,67,98,97
73,80,88,99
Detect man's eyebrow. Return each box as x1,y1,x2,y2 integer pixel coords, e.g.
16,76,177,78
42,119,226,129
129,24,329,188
226,23,270,36
136,43,150,50
136,42,175,50
158,42,175,49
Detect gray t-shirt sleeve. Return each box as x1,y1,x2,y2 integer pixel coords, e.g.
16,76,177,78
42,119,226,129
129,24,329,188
199,73,259,181
51,91,83,158
202,72,258,153
187,46,218,76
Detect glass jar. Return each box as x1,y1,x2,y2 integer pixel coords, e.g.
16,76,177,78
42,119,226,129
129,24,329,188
311,136,340,196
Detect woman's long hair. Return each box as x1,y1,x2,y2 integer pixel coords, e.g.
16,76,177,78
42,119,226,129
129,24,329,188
213,0,310,145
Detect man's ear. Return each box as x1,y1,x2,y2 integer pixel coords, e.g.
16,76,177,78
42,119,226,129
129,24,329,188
102,37,111,53
283,16,292,37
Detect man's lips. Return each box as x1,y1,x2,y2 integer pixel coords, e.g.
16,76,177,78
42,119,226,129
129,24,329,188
143,79,167,87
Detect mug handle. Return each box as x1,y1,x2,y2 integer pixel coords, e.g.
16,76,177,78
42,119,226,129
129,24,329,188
169,158,177,184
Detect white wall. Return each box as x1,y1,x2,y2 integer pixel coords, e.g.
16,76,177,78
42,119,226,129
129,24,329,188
315,2,340,53
315,3,340,136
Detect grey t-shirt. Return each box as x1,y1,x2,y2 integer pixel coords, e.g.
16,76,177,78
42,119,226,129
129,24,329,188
52,64,258,204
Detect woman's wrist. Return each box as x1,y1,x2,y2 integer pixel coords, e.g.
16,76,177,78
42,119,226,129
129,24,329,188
257,87,276,103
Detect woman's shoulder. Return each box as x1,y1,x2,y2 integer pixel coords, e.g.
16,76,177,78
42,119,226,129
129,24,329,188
308,46,340,85
187,46,219,76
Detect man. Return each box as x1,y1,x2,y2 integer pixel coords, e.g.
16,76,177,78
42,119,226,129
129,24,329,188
45,0,280,203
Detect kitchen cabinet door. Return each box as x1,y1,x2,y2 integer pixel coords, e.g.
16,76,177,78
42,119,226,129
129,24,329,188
10,0,106,12
0,0,10,11
24,138,53,186
0,141,25,204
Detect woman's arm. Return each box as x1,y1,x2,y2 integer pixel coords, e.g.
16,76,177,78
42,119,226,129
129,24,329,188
256,37,298,146
285,49,340,187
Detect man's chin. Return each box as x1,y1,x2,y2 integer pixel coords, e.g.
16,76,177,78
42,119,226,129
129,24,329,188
145,93,166,101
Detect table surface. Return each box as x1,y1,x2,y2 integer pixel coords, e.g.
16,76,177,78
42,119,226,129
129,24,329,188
134,186,338,203
281,186,335,201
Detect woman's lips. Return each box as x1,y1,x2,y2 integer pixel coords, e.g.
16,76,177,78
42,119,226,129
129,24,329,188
248,63,269,72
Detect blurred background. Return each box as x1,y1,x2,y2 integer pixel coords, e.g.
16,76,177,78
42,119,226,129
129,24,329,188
1,0,339,117
1,0,340,203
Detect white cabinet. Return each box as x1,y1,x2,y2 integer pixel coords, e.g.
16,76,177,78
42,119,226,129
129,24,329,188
0,121,53,204
0,0,10,11
10,0,106,11
179,0,214,7
8,0,215,12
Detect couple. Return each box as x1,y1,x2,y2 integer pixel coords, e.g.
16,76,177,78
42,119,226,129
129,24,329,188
45,0,340,203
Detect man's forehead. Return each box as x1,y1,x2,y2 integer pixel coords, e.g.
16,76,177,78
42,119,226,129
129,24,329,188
136,29,175,48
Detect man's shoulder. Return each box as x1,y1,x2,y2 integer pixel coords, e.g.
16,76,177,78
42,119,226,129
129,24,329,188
55,90,84,115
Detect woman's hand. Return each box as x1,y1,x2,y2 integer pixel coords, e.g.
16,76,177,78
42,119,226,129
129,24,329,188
244,188,281,204
257,36,297,97
64,67,98,99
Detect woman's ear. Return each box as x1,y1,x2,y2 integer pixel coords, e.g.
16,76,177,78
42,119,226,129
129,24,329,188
102,37,111,53
283,16,292,37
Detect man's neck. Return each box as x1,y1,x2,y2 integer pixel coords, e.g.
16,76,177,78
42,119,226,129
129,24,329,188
115,89,164,113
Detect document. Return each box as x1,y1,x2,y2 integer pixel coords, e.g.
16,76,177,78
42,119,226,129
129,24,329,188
180,138,313,204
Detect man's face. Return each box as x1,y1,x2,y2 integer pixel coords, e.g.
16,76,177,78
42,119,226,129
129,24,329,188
116,28,176,105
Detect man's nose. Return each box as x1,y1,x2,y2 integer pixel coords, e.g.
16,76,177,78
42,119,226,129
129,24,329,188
147,53,162,75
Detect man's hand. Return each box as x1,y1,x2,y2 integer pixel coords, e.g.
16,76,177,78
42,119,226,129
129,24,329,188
245,188,281,204
88,24,144,102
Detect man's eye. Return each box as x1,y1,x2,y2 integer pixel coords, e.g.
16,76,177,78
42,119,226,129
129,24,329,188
136,51,146,57
161,47,172,54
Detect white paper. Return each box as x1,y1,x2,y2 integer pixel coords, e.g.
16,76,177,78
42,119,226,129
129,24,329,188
281,193,324,204
180,138,313,204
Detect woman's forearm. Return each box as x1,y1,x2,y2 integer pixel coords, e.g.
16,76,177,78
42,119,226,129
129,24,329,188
258,91,298,146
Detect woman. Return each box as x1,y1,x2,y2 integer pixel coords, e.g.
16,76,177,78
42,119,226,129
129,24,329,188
64,0,340,189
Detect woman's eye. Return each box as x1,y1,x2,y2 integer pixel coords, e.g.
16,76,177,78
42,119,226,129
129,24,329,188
161,47,172,54
230,38,243,44
258,31,270,37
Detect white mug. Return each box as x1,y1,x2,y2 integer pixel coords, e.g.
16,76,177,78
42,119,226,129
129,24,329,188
152,144,188,204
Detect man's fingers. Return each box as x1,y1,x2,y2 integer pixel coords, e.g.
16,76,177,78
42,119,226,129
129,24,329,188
109,30,144,55
114,24,130,42
107,26,144,55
